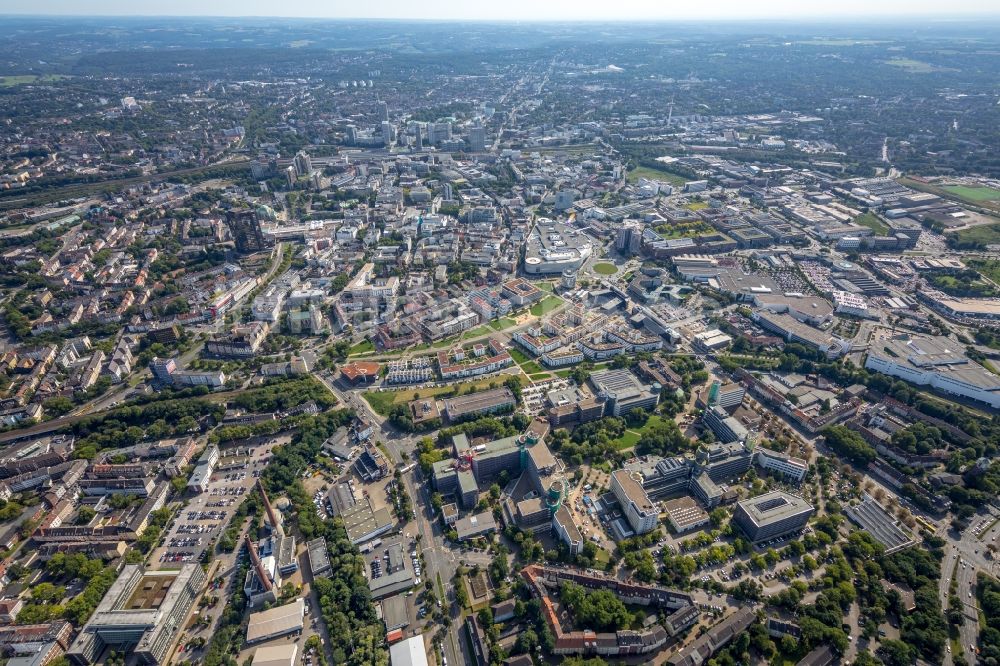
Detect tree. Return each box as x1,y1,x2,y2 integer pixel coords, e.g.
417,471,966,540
454,581,469,608
558,581,630,632
515,628,538,654
878,640,915,666
709,508,727,528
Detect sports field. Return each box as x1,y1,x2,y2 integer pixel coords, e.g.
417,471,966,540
943,185,1000,202
626,165,688,187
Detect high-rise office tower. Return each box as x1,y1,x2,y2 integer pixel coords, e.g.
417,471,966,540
468,124,486,152
293,150,312,177
377,100,389,122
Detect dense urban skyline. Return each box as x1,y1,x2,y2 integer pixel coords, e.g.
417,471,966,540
0,13,998,666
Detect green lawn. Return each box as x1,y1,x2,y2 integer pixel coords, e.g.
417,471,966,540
488,318,517,331
520,361,545,374
0,74,69,87
854,212,890,236
462,325,496,340
900,177,1000,214
943,185,1000,202
951,223,1000,247
348,340,375,355
611,414,667,450
536,282,555,293
593,262,618,276
969,259,1000,284
685,201,709,211
612,431,642,450
529,373,552,381
509,347,532,364
363,391,399,415
626,165,688,187
554,369,573,378
612,414,663,451
530,295,563,317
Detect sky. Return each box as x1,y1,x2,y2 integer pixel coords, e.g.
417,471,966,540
3,0,998,21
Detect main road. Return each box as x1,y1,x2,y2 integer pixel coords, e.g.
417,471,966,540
314,373,464,666
945,509,1000,666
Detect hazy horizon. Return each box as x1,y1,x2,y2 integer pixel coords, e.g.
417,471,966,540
3,0,998,21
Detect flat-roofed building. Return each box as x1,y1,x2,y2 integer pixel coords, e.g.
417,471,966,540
755,448,808,483
441,503,459,526
508,497,552,534
456,469,479,509
702,406,748,444
460,434,523,483
693,329,733,352
865,334,1000,409
186,445,219,493
710,382,746,410
251,644,298,666
625,456,691,499
501,278,544,306
442,388,516,422
590,369,659,417
663,497,710,534
454,512,497,541
307,538,331,577
752,310,851,359
844,496,916,554
246,599,304,644
552,505,583,555
66,565,205,666
381,595,409,633
525,441,560,494
733,491,814,543
611,469,658,535
79,477,156,496
691,472,724,508
919,290,1000,323
369,541,417,599
341,498,394,545
389,635,428,666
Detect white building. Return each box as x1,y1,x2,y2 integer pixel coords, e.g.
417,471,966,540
611,470,658,535
552,505,583,556
832,291,877,319
754,448,808,484
389,635,428,666
693,329,732,352
865,335,1000,410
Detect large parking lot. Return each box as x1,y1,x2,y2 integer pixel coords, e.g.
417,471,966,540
150,439,282,568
